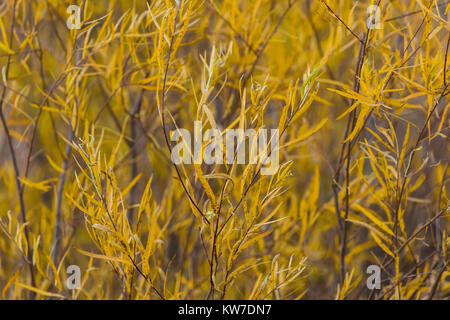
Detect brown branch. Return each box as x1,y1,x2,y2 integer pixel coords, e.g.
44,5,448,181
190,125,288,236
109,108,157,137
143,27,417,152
444,33,450,87
127,87,145,224
0,0,36,298
51,0,87,268
385,1,448,22
319,0,363,43
380,206,449,278
157,1,209,224
427,262,448,299
434,162,448,256
339,31,370,285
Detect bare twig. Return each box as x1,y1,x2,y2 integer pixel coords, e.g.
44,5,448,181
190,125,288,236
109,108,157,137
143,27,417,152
319,0,363,43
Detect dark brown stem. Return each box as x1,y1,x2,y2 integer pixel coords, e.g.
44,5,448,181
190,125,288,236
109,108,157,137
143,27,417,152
319,0,363,43
341,31,369,285
51,0,86,268
158,1,209,224
0,0,36,298
127,88,145,224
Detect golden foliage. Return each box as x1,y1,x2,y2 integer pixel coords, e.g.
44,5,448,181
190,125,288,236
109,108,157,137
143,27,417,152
0,0,448,300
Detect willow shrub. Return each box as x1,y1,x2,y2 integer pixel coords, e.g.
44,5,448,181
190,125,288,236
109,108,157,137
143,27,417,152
0,0,448,300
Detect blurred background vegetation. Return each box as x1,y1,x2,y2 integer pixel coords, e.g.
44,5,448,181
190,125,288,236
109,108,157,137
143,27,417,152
0,0,448,299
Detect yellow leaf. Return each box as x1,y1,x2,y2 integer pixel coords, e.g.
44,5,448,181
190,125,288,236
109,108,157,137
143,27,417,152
77,249,133,266
15,282,65,299
353,203,394,236
19,177,54,192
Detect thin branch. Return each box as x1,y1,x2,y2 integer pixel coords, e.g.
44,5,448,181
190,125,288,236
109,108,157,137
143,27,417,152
319,0,363,43
157,1,209,224
385,1,449,22
51,0,87,268
0,0,36,297
340,31,370,285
